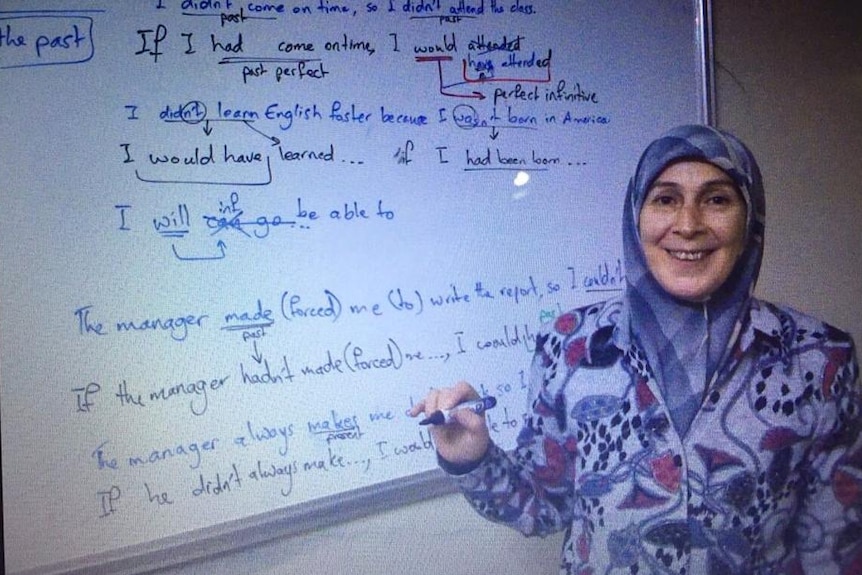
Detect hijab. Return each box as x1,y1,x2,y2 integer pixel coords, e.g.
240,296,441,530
621,125,765,436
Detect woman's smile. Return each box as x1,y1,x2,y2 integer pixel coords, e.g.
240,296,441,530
667,249,710,261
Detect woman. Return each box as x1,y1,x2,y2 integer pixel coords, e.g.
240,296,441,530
410,125,861,574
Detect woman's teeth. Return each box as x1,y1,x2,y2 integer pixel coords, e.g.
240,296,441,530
669,250,707,261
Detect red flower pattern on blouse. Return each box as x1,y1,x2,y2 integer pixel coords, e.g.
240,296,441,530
565,338,587,367
650,451,681,493
555,312,579,335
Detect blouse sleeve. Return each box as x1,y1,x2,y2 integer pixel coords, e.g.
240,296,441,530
448,329,579,538
800,333,862,573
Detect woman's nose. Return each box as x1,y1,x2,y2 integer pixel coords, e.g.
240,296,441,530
673,204,705,236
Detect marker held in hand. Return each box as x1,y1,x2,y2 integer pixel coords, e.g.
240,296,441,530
419,396,497,426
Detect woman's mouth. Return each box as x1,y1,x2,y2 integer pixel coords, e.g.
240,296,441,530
667,250,710,261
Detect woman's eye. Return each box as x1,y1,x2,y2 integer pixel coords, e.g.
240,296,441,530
652,195,676,206
706,193,736,206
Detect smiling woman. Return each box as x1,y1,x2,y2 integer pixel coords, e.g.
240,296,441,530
411,125,862,575
638,160,747,302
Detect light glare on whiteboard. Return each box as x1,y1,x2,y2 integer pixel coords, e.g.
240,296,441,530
512,171,530,200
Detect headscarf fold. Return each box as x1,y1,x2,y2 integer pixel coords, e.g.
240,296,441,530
622,125,765,436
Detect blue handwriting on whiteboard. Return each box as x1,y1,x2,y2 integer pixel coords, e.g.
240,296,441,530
0,14,96,70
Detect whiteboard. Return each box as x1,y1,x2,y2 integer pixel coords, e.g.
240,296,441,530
0,1,712,573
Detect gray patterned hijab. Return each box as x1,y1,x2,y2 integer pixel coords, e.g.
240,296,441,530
622,125,765,435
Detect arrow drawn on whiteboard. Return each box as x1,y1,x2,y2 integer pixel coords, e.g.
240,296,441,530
243,120,281,146
195,117,277,145
171,240,227,261
251,341,264,364
490,127,499,140
415,55,485,100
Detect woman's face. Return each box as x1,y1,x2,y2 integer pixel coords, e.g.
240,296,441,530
638,160,747,302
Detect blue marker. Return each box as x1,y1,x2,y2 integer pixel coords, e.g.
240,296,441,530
419,396,497,426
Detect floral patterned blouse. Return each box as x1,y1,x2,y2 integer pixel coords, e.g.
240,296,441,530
450,296,861,575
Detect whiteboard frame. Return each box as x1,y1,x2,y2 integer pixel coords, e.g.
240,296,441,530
27,470,455,575
700,0,717,125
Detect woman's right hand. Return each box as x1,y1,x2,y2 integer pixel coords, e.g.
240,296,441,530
408,381,491,465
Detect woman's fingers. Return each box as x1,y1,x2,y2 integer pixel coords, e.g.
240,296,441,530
407,387,443,418
408,382,480,419
407,382,490,465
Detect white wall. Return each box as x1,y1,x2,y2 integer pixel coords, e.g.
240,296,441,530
713,2,862,346
156,3,862,574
